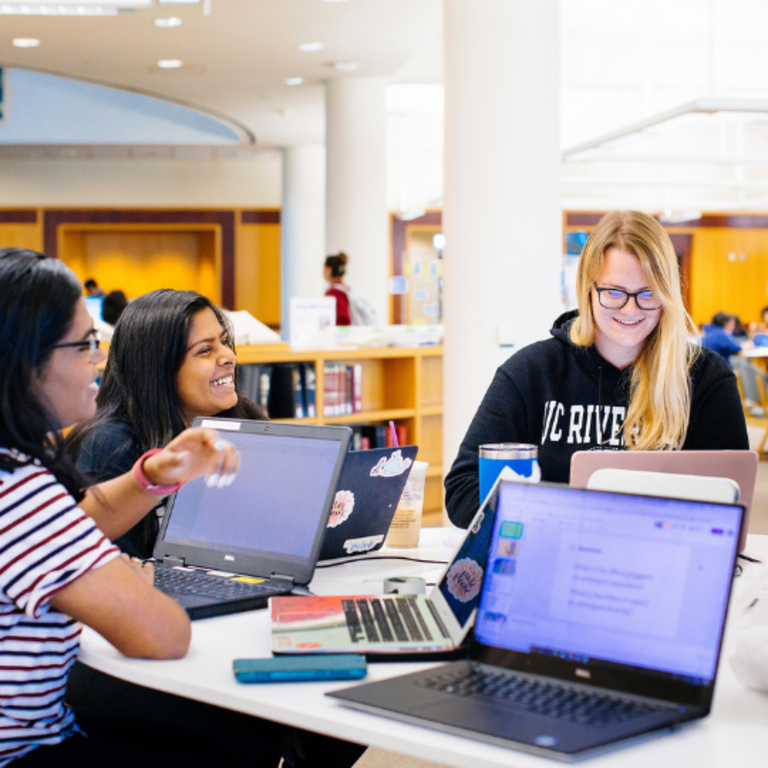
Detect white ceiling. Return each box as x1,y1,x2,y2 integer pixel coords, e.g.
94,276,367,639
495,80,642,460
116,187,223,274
0,0,443,147
4,0,768,210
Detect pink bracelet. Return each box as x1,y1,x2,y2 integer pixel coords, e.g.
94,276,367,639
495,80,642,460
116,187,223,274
132,448,183,497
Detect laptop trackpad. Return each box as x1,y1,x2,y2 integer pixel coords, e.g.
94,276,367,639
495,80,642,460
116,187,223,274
415,698,583,753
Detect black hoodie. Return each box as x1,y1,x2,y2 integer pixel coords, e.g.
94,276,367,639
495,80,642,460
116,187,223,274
444,310,750,528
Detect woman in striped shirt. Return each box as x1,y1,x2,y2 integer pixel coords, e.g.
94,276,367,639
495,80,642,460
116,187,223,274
0,249,239,766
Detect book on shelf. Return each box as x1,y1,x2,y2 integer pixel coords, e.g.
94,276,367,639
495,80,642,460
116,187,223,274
323,362,363,417
352,423,408,450
237,363,272,414
238,362,317,420
301,363,317,418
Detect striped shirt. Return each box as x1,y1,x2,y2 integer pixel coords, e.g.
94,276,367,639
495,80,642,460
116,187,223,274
0,452,119,765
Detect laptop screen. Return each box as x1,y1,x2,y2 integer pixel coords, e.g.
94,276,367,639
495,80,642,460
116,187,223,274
474,482,742,685
162,430,342,564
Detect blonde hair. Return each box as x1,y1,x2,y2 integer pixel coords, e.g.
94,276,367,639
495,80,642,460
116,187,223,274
570,211,698,450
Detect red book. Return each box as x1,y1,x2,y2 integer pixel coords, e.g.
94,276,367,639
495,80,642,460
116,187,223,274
352,364,363,413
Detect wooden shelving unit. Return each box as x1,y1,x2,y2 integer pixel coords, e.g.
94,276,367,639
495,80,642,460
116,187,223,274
237,344,444,526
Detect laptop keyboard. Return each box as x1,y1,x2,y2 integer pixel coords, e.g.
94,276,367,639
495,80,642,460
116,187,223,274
341,596,449,644
418,664,662,728
154,567,278,599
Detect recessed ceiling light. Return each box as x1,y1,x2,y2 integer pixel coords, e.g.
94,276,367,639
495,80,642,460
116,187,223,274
12,38,40,48
284,77,303,86
298,42,323,52
333,61,359,72
155,17,182,27
157,59,183,69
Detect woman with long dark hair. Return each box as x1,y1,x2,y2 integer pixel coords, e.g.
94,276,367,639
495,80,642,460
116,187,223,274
69,289,266,557
0,249,240,765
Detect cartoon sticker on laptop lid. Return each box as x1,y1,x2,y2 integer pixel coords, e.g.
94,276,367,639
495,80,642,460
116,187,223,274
319,446,419,561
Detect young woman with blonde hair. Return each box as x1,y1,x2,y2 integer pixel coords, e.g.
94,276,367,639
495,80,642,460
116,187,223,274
445,210,748,528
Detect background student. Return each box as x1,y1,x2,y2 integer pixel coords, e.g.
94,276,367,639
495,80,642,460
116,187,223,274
324,251,352,325
701,311,747,364
445,210,749,528
0,248,244,766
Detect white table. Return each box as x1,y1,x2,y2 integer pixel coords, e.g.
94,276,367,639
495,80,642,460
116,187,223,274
79,530,768,768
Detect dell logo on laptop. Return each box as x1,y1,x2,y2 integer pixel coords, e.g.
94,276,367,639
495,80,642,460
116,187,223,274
225,555,235,562
575,668,591,679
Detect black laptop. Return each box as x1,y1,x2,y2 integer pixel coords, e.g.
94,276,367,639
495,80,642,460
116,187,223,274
319,446,418,561
151,417,351,619
330,480,744,760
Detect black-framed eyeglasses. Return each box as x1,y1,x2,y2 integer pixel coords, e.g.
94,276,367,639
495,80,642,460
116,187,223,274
593,284,662,311
51,328,102,359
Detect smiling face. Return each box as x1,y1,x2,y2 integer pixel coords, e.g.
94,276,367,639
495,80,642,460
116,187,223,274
175,307,238,426
591,247,662,369
31,295,106,429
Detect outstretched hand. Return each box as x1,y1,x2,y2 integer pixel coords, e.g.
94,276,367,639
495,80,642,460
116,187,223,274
141,427,240,490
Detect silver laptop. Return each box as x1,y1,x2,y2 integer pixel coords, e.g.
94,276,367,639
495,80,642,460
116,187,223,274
271,480,497,656
570,449,757,551
330,480,744,759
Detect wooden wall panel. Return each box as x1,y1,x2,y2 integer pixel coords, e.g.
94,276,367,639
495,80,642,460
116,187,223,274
0,210,42,251
0,225,43,251
236,219,281,327
63,229,219,302
690,228,768,327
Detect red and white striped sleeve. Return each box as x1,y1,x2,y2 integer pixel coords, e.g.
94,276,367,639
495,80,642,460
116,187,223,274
0,462,119,618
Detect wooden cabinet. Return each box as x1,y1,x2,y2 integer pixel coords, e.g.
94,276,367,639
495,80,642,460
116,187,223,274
237,344,444,526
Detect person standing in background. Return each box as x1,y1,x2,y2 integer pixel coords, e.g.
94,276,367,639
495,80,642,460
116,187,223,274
324,252,351,326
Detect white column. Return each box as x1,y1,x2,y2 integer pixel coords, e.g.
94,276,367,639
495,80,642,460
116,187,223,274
280,144,327,340
442,0,562,491
325,78,388,323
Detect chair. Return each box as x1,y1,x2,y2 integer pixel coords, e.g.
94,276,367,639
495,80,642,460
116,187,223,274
734,364,768,457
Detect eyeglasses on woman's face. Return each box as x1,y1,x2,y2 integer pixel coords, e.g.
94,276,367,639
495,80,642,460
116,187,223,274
51,328,102,361
592,284,662,311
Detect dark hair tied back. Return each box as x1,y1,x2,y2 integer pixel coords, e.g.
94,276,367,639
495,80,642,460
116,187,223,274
324,252,348,279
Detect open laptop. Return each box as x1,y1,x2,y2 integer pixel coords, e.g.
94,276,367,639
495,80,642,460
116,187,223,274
570,449,758,551
271,474,498,656
319,446,418,561
330,480,744,759
151,417,352,619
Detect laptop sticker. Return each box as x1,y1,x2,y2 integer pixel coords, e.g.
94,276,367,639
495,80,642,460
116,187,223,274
370,449,413,478
445,558,484,603
328,490,355,528
343,535,384,554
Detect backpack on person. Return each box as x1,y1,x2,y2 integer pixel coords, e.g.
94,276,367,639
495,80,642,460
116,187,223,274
336,285,379,326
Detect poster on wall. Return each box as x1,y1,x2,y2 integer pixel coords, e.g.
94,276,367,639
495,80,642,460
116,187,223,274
563,231,588,311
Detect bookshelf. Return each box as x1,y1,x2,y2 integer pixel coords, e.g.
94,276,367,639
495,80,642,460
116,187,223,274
236,344,444,526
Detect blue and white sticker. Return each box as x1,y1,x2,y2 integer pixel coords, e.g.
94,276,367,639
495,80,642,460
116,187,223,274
370,449,413,478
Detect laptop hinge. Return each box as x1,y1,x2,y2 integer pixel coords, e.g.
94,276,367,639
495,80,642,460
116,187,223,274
271,573,295,588
162,555,186,566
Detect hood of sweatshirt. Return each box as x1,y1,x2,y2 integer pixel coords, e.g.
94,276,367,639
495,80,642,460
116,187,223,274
549,309,629,399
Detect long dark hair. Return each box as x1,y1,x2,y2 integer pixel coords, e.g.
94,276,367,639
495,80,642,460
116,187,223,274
69,289,265,455
0,248,89,500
